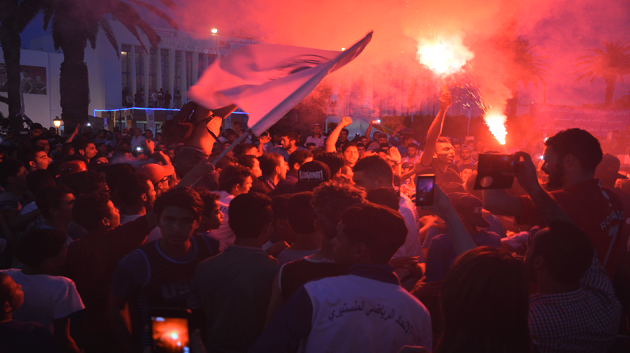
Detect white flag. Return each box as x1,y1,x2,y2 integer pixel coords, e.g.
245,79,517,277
189,32,372,135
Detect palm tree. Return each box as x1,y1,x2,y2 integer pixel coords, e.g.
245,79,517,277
576,39,630,107
19,0,178,134
506,37,549,117
0,0,37,133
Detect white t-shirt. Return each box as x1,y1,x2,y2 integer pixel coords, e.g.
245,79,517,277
208,191,236,251
131,136,147,150
2,269,84,333
393,194,423,261
305,135,326,149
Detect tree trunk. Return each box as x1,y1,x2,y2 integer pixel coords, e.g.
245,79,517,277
508,88,518,118
59,38,90,135
0,1,23,133
605,79,615,107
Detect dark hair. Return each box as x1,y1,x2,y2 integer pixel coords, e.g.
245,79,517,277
340,203,407,263
0,158,24,188
72,192,112,231
194,188,220,217
214,154,237,171
531,221,594,285
258,153,283,177
314,152,344,177
36,185,74,219
228,192,273,239
104,163,136,194
366,187,400,211
62,171,107,196
14,228,67,267
31,123,43,130
437,247,530,353
117,173,152,206
353,155,393,185
282,130,299,142
437,136,451,144
341,128,349,135
545,128,603,173
26,169,55,195
272,194,291,221
306,142,316,148
408,143,419,149
154,187,204,219
311,181,366,239
288,150,313,170
237,154,258,170
286,192,317,234
224,128,237,137
72,137,90,152
219,164,252,192
235,143,258,157
341,142,358,153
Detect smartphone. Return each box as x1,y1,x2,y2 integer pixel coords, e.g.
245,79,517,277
415,174,435,206
473,154,517,190
151,308,192,353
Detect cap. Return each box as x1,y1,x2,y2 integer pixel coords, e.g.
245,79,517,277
448,192,490,227
296,161,331,192
59,160,87,177
595,153,627,181
137,163,175,184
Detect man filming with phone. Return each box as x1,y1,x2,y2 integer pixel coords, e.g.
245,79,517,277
483,128,624,278
408,90,466,194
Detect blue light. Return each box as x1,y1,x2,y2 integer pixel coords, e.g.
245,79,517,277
93,107,249,116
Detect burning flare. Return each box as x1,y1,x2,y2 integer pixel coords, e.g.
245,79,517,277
417,35,474,76
484,110,507,145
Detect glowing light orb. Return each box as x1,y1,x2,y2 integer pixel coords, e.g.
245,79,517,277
171,332,179,340
211,28,218,34
484,110,507,145
417,35,474,76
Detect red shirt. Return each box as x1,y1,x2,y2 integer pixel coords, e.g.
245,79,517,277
62,216,151,335
519,179,625,277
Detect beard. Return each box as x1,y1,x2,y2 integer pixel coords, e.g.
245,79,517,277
545,162,566,190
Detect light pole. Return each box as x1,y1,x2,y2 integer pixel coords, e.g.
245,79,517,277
53,116,62,135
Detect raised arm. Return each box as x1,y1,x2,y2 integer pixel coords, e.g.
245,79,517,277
430,184,476,256
419,90,452,167
325,116,352,152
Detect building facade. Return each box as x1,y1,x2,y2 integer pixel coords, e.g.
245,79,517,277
0,18,256,130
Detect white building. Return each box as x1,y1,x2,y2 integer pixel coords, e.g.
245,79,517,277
0,18,255,130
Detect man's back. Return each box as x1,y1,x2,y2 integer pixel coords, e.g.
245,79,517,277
529,257,621,353
302,273,432,353
195,246,279,353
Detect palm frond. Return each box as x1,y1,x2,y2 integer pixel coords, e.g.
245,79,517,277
129,0,178,29
15,0,46,33
135,20,162,48
156,0,177,10
51,15,62,51
112,5,149,53
43,3,54,30
99,17,119,58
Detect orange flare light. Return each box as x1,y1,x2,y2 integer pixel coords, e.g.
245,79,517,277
417,35,474,76
484,110,507,145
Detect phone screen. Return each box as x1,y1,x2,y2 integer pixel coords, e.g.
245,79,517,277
415,174,435,206
473,154,516,190
151,315,190,353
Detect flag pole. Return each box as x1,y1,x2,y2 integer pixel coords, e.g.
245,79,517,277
210,128,253,166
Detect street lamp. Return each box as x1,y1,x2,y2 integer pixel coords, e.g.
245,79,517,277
53,116,62,135
211,28,218,34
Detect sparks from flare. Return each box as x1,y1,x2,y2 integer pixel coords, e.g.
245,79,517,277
484,110,507,145
417,35,474,77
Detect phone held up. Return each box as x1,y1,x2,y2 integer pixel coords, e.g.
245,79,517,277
474,154,518,190
415,174,436,206
151,308,192,353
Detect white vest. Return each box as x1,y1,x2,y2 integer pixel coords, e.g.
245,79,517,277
301,274,432,353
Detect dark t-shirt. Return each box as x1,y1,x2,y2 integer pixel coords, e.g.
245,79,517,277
417,159,466,194
519,179,625,277
0,320,60,353
280,258,349,301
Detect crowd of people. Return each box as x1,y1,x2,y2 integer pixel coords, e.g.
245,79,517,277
123,87,183,109
0,92,629,353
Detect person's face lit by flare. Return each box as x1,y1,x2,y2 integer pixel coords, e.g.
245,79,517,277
435,142,455,164
541,147,565,189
